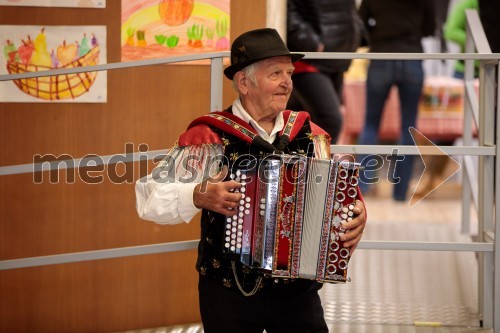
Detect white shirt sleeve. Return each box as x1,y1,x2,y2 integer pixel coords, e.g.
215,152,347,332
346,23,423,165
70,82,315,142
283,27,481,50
135,144,224,225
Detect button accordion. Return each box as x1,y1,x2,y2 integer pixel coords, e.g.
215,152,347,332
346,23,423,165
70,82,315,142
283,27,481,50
222,154,362,283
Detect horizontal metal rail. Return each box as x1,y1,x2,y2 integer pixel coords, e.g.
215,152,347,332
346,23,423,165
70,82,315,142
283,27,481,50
0,239,492,271
0,52,230,82
1,52,499,82
0,146,494,176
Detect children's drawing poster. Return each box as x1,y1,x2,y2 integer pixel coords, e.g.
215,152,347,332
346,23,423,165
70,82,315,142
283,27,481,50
0,25,107,103
0,0,105,8
121,0,230,63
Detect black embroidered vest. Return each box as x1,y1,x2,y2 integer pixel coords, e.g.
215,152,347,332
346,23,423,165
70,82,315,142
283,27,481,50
195,118,318,293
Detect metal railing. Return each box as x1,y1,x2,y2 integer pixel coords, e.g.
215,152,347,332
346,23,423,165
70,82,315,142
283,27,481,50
0,9,497,331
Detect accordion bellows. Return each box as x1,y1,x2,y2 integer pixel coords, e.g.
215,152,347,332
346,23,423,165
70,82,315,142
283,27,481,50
223,154,361,283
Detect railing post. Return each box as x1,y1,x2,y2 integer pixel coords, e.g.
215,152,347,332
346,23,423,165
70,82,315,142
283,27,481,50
210,57,224,112
462,20,475,235
495,60,500,332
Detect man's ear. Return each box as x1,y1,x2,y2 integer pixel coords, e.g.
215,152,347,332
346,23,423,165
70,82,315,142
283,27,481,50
234,72,248,95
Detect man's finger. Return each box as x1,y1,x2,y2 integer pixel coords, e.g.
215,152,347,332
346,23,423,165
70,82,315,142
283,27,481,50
210,165,229,183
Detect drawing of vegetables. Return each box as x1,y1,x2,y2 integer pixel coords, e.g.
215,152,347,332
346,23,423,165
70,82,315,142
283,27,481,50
206,27,214,48
166,35,179,48
137,30,147,47
155,34,167,46
215,18,229,50
126,27,135,46
159,0,194,26
155,34,179,49
188,24,203,48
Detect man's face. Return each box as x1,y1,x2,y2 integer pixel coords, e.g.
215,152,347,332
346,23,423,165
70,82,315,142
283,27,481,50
245,56,294,118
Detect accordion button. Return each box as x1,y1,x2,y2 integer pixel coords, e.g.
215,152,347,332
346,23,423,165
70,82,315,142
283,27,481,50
260,211,265,216
347,217,353,222
328,253,338,263
341,213,348,219
327,264,336,274
225,242,230,248
330,242,340,251
342,207,349,213
348,204,355,210
246,197,251,203
340,248,350,258
244,209,250,215
241,187,246,193
225,236,230,242
236,170,241,177
260,204,266,209
348,211,354,217
230,246,235,251
338,180,347,190
241,174,247,180
245,203,251,208
240,200,245,205
260,198,266,203
241,193,246,199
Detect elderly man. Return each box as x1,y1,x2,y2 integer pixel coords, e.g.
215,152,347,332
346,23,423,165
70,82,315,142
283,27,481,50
135,28,366,333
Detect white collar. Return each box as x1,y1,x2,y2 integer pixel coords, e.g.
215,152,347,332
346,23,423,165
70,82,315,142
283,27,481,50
231,98,284,144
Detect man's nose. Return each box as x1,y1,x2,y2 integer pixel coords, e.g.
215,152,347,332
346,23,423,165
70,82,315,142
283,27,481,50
280,75,292,87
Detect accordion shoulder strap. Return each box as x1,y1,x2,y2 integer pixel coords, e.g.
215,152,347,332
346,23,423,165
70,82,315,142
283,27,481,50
187,111,258,144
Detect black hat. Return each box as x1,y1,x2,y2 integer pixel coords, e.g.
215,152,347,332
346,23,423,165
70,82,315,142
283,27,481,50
224,28,304,79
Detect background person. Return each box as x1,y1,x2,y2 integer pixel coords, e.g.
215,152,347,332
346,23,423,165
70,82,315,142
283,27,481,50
357,0,437,201
286,0,363,143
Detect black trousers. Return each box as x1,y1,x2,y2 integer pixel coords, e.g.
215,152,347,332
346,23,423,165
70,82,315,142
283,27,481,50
198,276,329,333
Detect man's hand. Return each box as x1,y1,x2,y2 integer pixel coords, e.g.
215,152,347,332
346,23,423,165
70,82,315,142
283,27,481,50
339,199,367,254
193,166,243,216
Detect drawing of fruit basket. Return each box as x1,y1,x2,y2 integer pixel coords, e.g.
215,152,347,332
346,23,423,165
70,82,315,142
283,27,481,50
3,28,101,101
6,45,100,101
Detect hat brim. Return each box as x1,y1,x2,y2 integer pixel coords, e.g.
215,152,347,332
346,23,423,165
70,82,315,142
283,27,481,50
224,53,304,80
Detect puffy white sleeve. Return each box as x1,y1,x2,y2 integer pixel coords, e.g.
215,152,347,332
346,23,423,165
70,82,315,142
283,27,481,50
135,144,224,225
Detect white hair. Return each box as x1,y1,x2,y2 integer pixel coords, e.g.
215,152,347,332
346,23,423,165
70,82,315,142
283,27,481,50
231,62,259,92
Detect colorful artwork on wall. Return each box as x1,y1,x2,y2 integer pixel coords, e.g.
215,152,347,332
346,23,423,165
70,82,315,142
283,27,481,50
121,0,230,62
0,0,105,8
0,25,107,103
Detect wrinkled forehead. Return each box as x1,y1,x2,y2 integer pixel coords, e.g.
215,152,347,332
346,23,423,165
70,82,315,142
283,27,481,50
255,56,295,71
